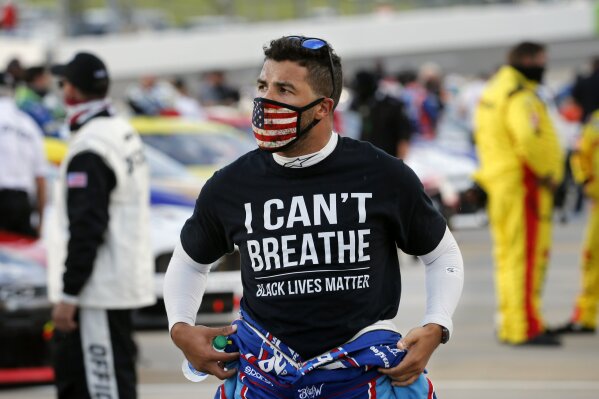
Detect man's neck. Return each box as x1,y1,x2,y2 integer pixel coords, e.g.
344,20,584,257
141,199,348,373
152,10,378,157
273,132,338,168
276,128,333,158
67,98,113,132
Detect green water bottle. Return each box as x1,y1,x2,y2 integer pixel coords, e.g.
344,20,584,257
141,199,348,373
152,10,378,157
181,335,229,382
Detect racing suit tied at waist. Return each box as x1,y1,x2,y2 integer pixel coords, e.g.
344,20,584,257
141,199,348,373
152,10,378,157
215,309,436,399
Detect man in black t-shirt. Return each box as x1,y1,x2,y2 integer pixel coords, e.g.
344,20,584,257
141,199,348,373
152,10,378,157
165,36,464,397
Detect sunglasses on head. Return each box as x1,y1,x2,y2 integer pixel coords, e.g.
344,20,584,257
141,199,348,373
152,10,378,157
285,36,336,99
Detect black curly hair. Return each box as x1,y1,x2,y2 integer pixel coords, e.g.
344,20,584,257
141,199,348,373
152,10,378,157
263,36,342,109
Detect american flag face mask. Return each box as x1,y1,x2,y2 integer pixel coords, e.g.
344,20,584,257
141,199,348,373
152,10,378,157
252,97,323,152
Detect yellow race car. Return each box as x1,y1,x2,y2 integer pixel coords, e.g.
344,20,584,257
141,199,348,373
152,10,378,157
130,117,256,181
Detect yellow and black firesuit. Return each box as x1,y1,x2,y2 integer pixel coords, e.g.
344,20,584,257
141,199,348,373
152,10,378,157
569,110,599,330
474,65,564,344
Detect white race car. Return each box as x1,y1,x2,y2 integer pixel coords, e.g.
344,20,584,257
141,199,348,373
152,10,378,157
137,200,242,328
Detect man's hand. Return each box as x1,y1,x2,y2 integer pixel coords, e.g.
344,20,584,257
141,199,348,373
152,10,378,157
171,323,239,380
52,302,78,332
378,324,443,386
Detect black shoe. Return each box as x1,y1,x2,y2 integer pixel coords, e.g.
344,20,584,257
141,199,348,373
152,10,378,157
549,322,596,335
515,332,562,347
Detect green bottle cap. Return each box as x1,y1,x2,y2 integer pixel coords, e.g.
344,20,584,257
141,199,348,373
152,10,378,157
212,335,228,351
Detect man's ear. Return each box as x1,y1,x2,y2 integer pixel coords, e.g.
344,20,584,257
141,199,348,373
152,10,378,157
316,98,335,118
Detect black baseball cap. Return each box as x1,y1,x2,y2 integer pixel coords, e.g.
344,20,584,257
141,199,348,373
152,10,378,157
51,52,110,95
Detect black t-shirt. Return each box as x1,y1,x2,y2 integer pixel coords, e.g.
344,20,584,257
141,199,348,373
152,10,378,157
181,137,446,359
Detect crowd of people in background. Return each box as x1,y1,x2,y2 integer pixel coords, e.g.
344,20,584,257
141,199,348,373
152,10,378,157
1,50,596,202
0,56,456,148
2,52,597,157
125,70,240,118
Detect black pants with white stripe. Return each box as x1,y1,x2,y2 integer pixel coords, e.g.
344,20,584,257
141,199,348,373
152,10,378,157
52,308,137,399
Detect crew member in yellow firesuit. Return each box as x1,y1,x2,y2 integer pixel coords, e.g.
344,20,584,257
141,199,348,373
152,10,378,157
553,110,599,334
474,42,564,346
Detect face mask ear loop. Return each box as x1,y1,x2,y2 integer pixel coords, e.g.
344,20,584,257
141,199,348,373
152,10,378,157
295,97,324,139
295,96,325,137
298,118,321,137
300,97,326,112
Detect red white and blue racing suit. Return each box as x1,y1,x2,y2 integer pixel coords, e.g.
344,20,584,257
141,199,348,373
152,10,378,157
215,310,436,399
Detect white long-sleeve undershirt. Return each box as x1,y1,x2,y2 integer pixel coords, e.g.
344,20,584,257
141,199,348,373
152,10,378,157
418,226,464,337
164,226,464,338
163,242,212,331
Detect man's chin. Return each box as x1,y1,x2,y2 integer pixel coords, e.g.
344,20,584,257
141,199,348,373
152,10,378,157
276,132,313,156
256,137,300,155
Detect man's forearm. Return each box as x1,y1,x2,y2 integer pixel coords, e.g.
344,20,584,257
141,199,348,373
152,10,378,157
164,241,212,332
418,226,464,336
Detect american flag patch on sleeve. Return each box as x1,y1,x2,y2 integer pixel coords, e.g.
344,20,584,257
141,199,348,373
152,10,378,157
67,172,88,188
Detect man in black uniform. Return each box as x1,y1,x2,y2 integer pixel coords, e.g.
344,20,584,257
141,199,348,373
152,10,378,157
48,52,154,399
165,36,464,398
571,56,599,123
351,69,412,158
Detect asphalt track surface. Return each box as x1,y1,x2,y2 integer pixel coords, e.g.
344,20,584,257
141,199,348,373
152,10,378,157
3,211,599,399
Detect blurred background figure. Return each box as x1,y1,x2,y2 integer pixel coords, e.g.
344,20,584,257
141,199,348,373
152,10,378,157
455,72,489,141
126,74,177,116
570,56,599,124
374,60,402,99
551,109,599,335
172,76,206,119
4,57,24,89
474,41,564,346
350,69,412,158
397,68,427,139
15,65,64,138
419,62,446,139
0,72,46,238
198,69,240,106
